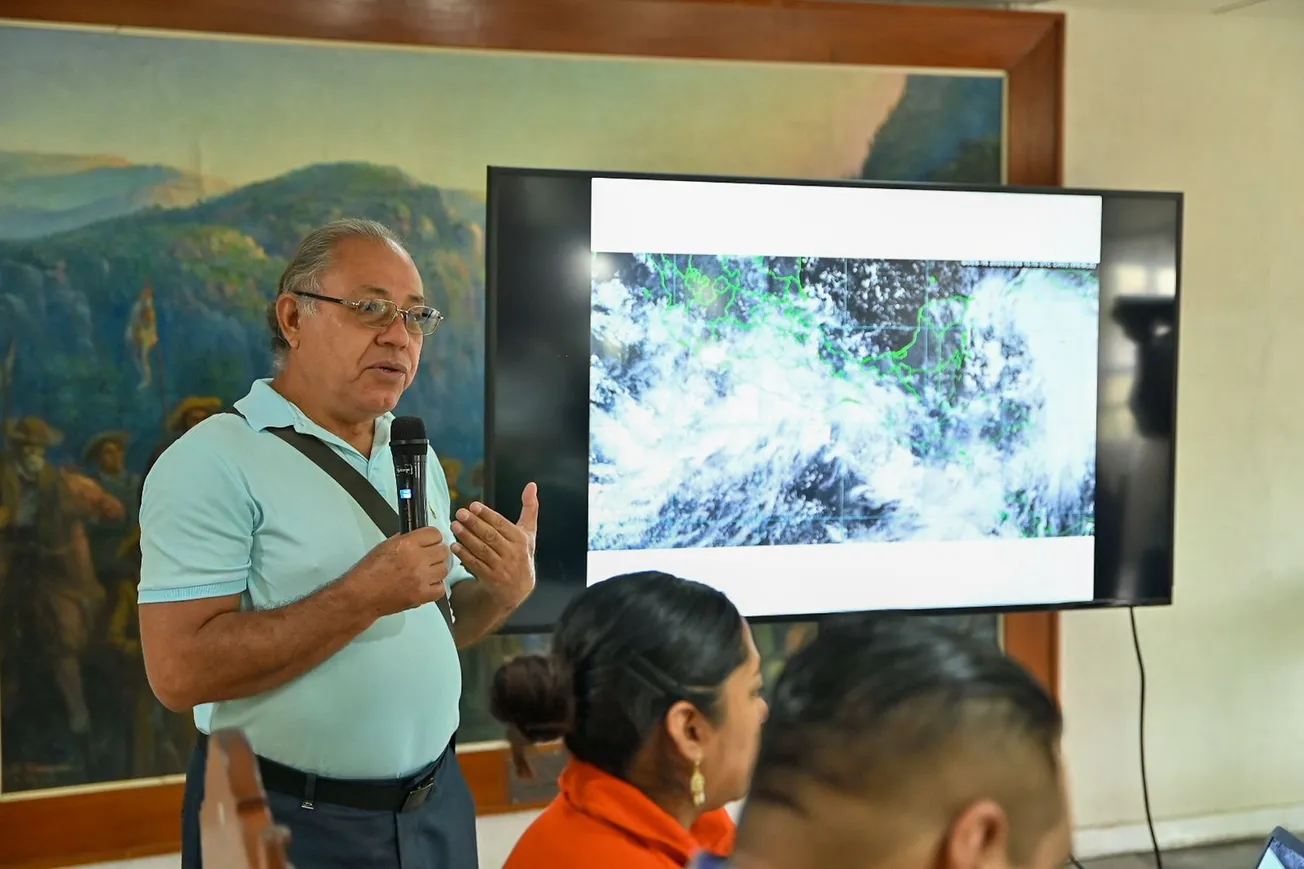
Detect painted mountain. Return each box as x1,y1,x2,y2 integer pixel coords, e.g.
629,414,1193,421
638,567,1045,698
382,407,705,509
861,76,1003,183
0,162,487,479
0,151,232,240
0,73,999,501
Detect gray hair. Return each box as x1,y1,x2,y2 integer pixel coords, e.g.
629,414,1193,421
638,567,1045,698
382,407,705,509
266,218,409,364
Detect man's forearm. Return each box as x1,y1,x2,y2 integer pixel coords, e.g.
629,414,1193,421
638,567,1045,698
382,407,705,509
148,579,376,710
450,579,516,648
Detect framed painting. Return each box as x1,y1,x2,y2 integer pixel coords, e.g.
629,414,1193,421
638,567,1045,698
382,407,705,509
0,1,1064,865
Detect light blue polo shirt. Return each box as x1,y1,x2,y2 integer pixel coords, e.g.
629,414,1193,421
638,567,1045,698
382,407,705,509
138,378,469,779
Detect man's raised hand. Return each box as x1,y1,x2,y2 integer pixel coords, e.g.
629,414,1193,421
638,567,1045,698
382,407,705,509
451,482,538,609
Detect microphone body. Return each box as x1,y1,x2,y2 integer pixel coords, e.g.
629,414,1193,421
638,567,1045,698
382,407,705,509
391,416,453,625
393,447,429,535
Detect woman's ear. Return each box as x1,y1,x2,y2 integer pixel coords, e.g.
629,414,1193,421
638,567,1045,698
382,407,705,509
663,699,708,763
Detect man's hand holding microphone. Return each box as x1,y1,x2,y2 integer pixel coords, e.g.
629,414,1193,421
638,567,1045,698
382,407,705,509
340,478,540,622
336,413,538,625
344,527,453,619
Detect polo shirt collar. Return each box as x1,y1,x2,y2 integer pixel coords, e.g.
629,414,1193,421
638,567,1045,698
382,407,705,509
233,378,396,458
559,759,736,865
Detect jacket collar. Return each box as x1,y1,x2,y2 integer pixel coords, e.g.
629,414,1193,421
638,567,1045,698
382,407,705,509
560,759,736,864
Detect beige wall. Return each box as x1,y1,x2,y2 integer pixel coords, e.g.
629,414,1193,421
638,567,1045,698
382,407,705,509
1050,2,1304,858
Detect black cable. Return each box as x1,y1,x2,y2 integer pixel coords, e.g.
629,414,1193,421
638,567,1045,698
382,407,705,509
1067,609,1163,869
1130,606,1164,869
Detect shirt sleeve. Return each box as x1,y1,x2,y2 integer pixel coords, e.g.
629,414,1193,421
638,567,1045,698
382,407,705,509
138,430,256,604
428,447,472,587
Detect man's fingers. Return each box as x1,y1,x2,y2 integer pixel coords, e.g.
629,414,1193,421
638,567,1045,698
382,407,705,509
454,509,508,552
452,543,489,579
426,543,451,569
518,483,539,537
409,526,444,546
466,502,520,539
451,521,498,565
425,579,448,603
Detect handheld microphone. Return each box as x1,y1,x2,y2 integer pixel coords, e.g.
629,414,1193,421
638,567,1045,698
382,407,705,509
391,415,429,535
391,415,453,625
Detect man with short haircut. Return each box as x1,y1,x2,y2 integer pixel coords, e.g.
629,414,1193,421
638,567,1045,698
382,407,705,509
693,616,1072,869
138,218,539,869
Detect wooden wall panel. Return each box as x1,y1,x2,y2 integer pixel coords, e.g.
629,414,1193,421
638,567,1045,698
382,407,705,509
0,1,1065,865
0,781,185,869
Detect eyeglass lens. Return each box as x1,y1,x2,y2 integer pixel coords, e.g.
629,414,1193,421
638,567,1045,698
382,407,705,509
354,298,442,335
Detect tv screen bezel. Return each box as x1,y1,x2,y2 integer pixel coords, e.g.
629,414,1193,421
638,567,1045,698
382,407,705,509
483,165,1184,633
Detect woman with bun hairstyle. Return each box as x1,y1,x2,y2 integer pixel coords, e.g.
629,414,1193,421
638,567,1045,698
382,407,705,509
492,571,768,868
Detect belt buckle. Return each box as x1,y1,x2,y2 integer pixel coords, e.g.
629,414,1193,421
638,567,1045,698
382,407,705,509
401,780,435,813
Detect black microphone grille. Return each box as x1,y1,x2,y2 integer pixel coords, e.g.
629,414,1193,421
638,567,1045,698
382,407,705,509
391,415,429,456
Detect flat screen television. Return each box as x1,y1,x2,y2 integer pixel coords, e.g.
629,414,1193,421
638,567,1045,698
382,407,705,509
485,168,1182,632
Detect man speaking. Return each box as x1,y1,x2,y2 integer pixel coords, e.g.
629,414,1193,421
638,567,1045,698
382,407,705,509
137,218,538,869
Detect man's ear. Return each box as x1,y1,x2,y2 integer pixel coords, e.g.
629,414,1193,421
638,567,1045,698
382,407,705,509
663,699,708,763
944,800,1010,869
276,293,303,347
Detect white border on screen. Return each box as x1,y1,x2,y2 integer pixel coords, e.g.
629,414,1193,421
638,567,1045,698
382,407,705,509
586,176,1102,613
588,538,1095,618
590,177,1103,265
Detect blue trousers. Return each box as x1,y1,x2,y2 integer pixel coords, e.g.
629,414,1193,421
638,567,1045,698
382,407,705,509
181,737,479,869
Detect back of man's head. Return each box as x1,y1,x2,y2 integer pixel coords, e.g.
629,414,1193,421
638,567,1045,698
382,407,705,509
732,615,1070,869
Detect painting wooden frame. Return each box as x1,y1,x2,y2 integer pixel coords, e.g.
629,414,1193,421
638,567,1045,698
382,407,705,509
0,1,1064,865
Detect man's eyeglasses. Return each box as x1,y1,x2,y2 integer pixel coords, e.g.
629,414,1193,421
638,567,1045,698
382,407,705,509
291,290,445,336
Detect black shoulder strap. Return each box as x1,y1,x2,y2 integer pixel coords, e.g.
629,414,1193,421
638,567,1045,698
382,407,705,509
226,410,452,625
229,408,400,536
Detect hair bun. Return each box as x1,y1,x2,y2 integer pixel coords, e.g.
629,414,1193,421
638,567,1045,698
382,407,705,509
489,654,573,745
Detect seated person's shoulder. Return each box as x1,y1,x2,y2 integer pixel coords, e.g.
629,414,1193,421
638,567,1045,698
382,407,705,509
507,796,670,868
692,809,736,861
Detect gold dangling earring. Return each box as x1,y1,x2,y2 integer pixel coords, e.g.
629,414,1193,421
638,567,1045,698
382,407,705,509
690,758,707,808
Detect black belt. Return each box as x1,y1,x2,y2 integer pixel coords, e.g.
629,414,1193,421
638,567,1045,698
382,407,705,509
196,731,446,814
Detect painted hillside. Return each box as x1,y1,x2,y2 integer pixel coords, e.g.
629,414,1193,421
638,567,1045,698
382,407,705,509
0,161,487,472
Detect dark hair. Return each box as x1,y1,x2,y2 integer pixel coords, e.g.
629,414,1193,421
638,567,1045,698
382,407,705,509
490,571,747,780
748,614,1064,861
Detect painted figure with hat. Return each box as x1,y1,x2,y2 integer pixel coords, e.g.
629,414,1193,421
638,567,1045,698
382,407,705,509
83,430,141,589
106,520,192,778
139,397,224,500
167,396,224,435
0,416,123,774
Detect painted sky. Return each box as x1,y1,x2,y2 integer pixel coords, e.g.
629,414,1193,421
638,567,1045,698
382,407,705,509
0,22,984,193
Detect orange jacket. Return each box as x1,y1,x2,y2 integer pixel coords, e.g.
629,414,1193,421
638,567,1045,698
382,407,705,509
503,759,736,869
